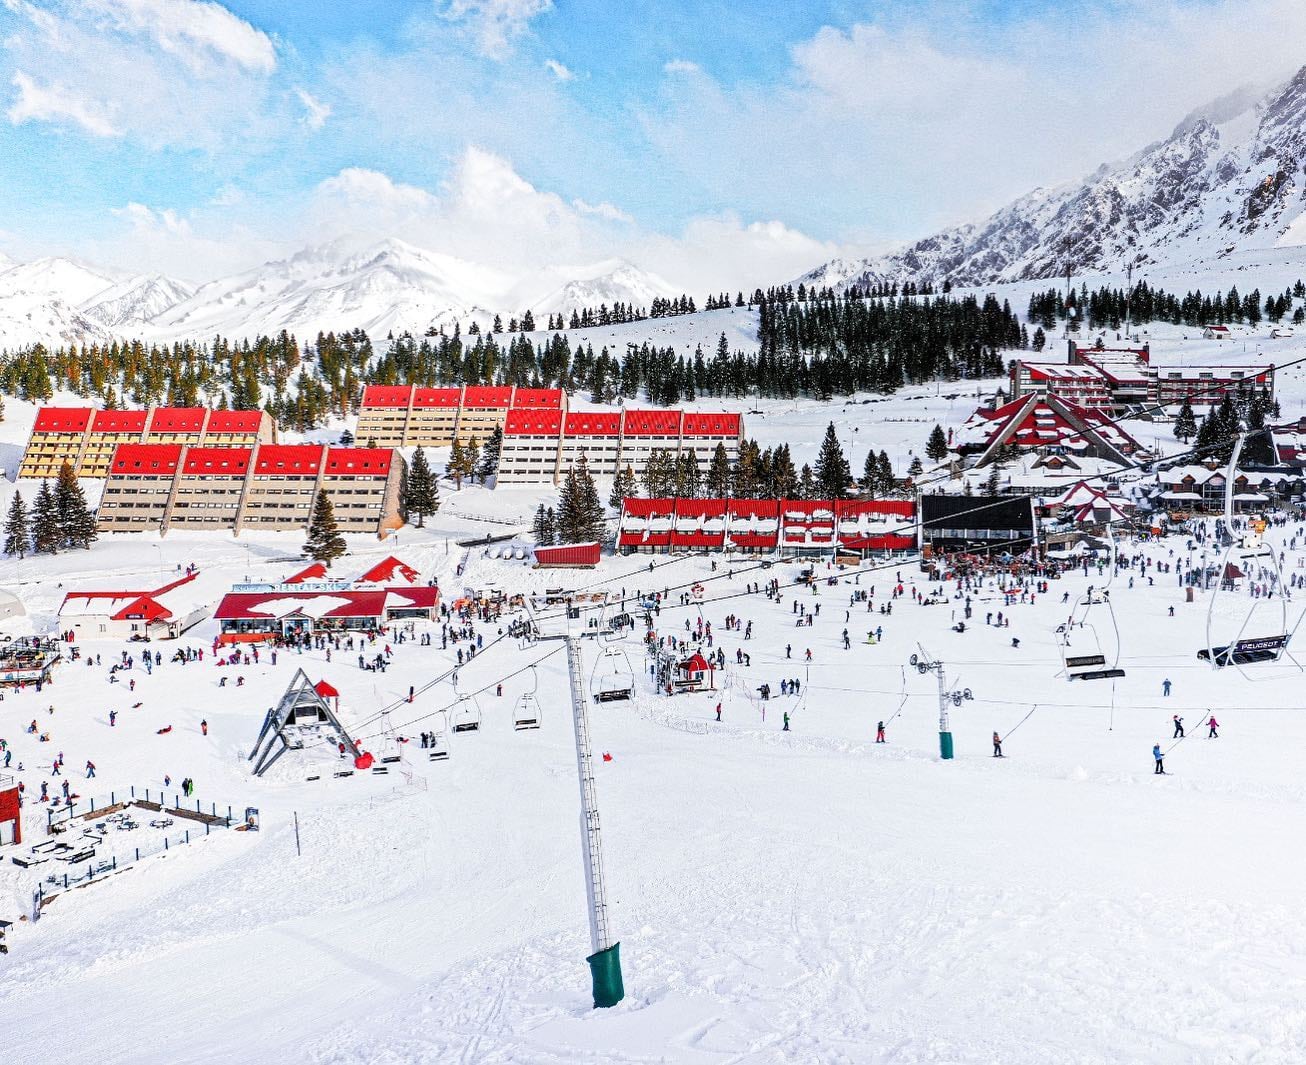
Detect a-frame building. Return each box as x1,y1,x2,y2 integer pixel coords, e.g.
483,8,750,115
249,669,359,777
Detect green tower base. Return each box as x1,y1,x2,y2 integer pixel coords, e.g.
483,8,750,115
939,731,954,760
587,942,625,1008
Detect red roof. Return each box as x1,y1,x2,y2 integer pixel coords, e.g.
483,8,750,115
621,498,677,518
108,443,183,476
314,679,340,699
206,410,263,433
462,385,513,408
181,446,252,476
505,409,563,436
285,562,328,584
360,385,413,409
324,448,393,476
622,409,681,435
33,407,93,433
534,542,602,566
148,407,207,433
253,444,323,475
682,413,741,437
213,587,439,621
512,388,563,409
90,409,148,434
412,387,461,408
564,411,621,437
356,556,419,584
728,499,780,519
680,653,714,674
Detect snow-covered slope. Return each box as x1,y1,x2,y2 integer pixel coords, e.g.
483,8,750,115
0,257,124,351
800,65,1306,291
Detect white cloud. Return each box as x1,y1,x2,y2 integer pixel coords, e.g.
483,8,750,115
441,0,552,60
315,167,440,215
573,198,632,224
7,71,117,136
112,201,191,236
294,88,331,130
544,58,574,82
663,58,699,75
84,0,277,74
2,0,283,149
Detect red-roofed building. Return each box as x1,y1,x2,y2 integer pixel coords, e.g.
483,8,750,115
956,393,1141,468
618,496,911,557
58,571,208,641
214,586,439,643
355,384,570,448
97,442,405,538
19,404,274,479
356,556,420,585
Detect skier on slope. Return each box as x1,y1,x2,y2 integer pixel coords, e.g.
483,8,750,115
1207,715,1219,738
1153,744,1165,774
1173,715,1184,738
992,732,1003,758
876,721,886,743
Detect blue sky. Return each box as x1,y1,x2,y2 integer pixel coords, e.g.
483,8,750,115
2,0,1305,288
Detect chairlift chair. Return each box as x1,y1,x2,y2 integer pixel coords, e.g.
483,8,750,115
514,667,542,730
591,645,635,703
1200,434,1303,680
452,695,482,733
1056,526,1126,681
428,711,450,761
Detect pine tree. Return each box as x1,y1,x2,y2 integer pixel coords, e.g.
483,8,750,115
404,447,439,527
477,425,503,481
814,423,851,499
3,492,28,558
877,451,895,496
609,465,636,508
676,451,701,497
862,450,881,496
925,424,949,462
771,445,799,499
55,461,96,549
304,489,347,566
448,438,468,489
798,464,815,500
532,503,556,546
1173,397,1198,443
339,428,354,446
558,456,606,543
31,481,60,555
642,448,677,497
706,442,732,497
465,440,481,484
907,455,924,478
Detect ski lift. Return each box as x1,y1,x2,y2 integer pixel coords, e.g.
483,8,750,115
1199,434,1303,679
1056,526,1126,681
591,645,635,703
428,711,450,761
451,673,483,733
514,667,542,731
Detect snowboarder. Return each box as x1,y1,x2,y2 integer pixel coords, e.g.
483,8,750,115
875,721,886,743
1172,715,1184,738
1153,744,1165,774
1162,678,1172,697
1207,715,1219,738
992,731,1003,757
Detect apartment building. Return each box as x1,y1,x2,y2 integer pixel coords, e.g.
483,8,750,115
496,407,744,486
17,405,275,479
354,384,566,448
97,442,404,538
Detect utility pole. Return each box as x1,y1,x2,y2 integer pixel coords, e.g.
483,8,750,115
911,649,973,759
526,602,625,1008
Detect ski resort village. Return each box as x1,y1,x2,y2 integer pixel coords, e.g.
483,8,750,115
9,2,1306,1062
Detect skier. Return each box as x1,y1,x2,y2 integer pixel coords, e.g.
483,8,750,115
1172,714,1184,739
992,731,1003,757
109,709,117,727
1162,678,1172,697
1207,715,1219,738
782,711,790,731
1153,744,1165,774
875,721,886,743
200,719,208,737
715,702,722,722
85,760,96,778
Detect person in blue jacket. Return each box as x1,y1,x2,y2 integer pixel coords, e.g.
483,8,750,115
1153,744,1165,774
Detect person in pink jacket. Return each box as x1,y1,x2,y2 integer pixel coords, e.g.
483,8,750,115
1208,715,1219,738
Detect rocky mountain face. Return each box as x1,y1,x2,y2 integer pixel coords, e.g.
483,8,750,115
799,66,1306,291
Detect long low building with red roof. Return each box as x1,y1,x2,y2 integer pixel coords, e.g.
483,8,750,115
97,443,404,538
497,407,745,486
618,497,914,556
18,405,275,479
58,571,210,641
354,384,566,448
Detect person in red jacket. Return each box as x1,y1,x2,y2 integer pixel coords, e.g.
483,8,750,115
1207,715,1219,738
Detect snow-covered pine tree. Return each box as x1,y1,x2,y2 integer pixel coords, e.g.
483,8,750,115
3,492,28,558
304,489,347,565
31,481,60,554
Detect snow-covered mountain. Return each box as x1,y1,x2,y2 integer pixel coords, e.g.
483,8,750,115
798,65,1306,291
528,260,679,318
81,274,195,332
0,257,124,350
